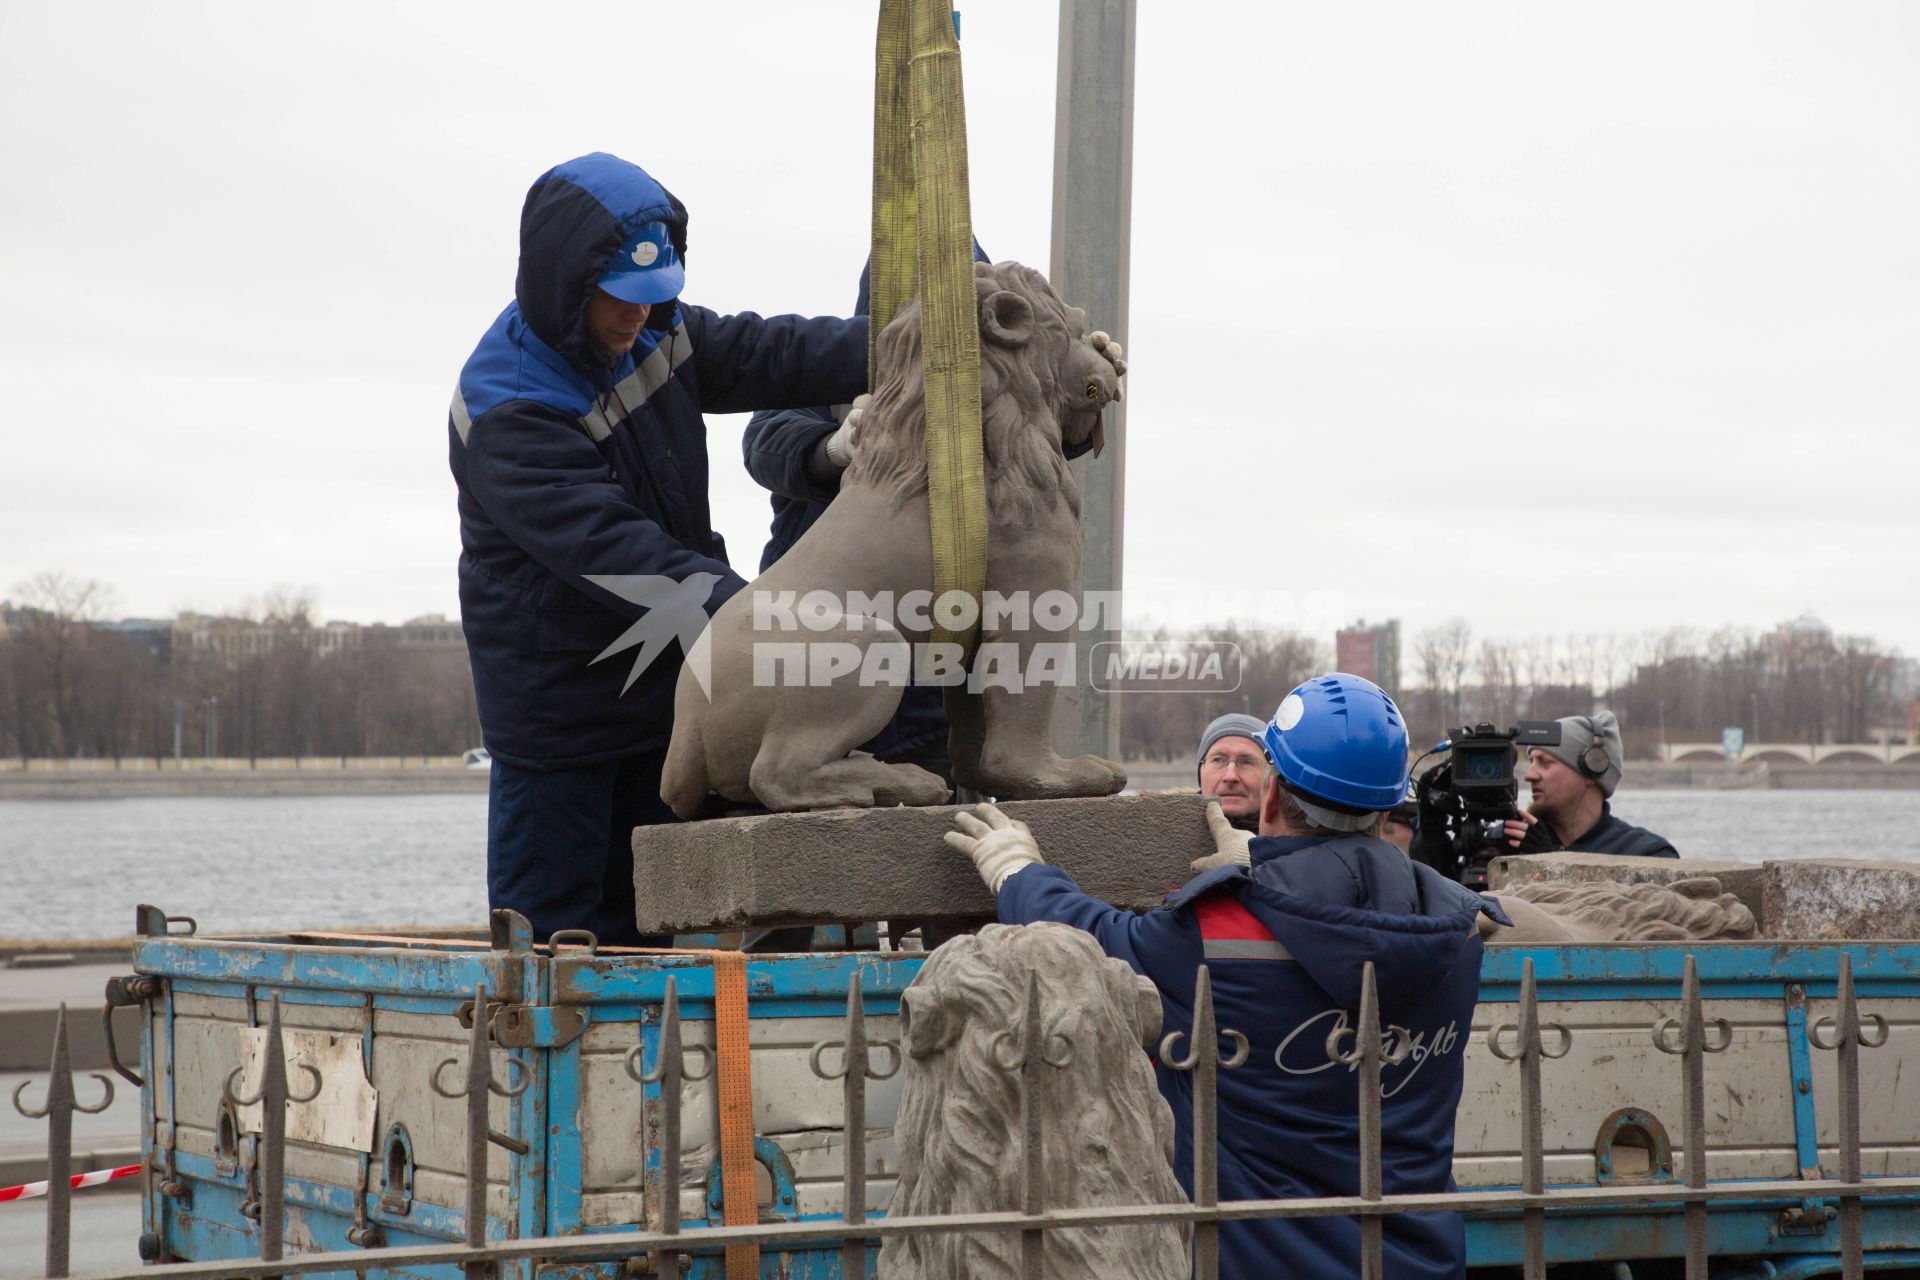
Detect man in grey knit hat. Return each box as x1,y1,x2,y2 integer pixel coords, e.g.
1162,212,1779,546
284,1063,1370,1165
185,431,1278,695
1502,710,1677,858
1196,712,1273,832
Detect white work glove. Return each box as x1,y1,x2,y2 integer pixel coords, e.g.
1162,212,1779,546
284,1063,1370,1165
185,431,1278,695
1089,331,1127,399
944,804,1044,893
1189,798,1253,873
823,394,870,470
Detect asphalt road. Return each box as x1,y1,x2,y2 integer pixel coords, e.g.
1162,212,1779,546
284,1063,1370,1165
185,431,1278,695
0,1189,142,1278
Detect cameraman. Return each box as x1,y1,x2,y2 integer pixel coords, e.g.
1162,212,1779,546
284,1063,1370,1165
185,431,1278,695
1501,711,1677,858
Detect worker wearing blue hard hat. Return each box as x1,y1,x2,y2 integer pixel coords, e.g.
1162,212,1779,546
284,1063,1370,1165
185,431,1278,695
946,672,1510,1280
450,152,868,948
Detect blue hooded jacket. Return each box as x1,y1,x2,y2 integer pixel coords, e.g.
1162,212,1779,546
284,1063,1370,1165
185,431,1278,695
448,154,867,768
998,833,1508,1280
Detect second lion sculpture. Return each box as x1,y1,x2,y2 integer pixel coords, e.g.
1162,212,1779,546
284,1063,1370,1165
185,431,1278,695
880,922,1190,1280
662,260,1128,816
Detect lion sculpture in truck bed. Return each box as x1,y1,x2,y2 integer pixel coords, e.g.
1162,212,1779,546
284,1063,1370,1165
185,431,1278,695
880,922,1189,1280
662,260,1128,816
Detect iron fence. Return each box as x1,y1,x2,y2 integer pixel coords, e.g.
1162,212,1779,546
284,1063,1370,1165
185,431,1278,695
8,947,1910,1280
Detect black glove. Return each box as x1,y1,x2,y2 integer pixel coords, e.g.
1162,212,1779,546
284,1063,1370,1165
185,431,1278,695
1514,815,1563,855
1408,763,1458,873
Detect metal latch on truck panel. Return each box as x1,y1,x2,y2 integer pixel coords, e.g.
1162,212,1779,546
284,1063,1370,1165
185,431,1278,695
456,995,588,1049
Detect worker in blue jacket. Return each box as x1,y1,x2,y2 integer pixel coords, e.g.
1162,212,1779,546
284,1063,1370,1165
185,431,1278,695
449,152,867,947
946,673,1509,1279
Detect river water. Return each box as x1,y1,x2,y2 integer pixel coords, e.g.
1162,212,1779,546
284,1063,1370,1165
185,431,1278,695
2,789,1916,941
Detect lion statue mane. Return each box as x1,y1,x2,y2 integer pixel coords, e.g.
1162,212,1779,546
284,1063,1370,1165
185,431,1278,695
662,260,1128,816
1484,877,1758,943
880,922,1189,1280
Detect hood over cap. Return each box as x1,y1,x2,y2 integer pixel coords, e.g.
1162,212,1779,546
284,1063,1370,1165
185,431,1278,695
515,152,689,372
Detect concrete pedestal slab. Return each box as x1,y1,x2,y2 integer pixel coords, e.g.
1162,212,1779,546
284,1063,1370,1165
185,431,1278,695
632,794,1214,934
1760,859,1920,940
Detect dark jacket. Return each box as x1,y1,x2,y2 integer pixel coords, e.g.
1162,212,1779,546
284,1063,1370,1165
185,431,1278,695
1565,802,1678,858
999,834,1507,1280
449,153,867,768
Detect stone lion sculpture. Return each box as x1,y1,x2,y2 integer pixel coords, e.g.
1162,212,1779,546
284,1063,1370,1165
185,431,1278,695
662,261,1128,816
880,922,1188,1280
1481,877,1758,944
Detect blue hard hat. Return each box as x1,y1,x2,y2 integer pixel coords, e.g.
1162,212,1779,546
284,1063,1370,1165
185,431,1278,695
598,221,684,304
1262,673,1409,829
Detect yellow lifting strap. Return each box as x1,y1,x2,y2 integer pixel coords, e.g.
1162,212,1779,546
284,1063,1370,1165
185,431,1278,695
872,0,988,658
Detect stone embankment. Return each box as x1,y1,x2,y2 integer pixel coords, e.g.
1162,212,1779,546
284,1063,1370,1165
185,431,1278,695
1122,759,1920,792
0,761,488,799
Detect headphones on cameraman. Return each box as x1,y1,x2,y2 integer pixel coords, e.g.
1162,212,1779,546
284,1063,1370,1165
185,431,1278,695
1575,715,1612,780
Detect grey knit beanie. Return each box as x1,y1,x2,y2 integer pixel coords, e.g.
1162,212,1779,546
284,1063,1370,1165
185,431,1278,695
1540,710,1626,797
1196,713,1271,777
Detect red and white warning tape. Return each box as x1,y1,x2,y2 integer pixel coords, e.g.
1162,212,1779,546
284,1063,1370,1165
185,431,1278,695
0,1164,142,1203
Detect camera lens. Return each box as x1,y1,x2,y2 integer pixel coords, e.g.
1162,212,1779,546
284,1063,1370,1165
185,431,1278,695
1461,751,1503,781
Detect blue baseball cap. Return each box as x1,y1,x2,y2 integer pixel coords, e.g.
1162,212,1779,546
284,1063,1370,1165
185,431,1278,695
598,221,684,305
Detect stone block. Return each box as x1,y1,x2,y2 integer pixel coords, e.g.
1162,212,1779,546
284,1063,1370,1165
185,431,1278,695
1487,852,1767,925
633,793,1213,933
1759,859,1920,940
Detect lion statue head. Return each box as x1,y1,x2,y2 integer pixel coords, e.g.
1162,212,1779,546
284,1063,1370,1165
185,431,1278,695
849,260,1122,526
1487,877,1758,943
879,922,1188,1280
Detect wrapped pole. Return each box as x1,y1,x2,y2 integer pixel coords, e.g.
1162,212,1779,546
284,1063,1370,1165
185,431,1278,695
871,0,987,657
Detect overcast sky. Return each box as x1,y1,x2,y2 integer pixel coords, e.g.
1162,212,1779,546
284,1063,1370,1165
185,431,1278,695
2,2,1914,656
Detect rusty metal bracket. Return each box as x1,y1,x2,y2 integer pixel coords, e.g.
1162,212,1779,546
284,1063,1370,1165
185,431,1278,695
135,904,197,938
493,1003,588,1049
101,974,157,1087
1777,1197,1836,1236
455,998,510,1032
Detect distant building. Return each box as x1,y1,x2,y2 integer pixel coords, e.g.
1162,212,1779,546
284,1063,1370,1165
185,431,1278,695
93,617,174,663
1336,619,1401,696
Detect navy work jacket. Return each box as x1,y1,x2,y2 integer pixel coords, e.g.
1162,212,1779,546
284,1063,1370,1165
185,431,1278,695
449,153,867,768
999,833,1509,1280
1565,802,1678,858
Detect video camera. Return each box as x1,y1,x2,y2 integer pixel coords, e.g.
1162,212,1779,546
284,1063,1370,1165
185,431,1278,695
1412,720,1562,890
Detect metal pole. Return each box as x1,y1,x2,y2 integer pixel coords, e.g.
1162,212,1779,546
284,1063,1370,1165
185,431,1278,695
223,996,321,1272
1653,954,1732,1280
1811,952,1891,1280
433,983,530,1280
12,1006,115,1278
1489,957,1572,1280
809,973,900,1280
1159,966,1247,1280
1049,0,1135,761
631,976,710,1280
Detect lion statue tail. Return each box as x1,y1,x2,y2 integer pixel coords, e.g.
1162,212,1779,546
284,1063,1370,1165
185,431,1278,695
659,718,709,821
